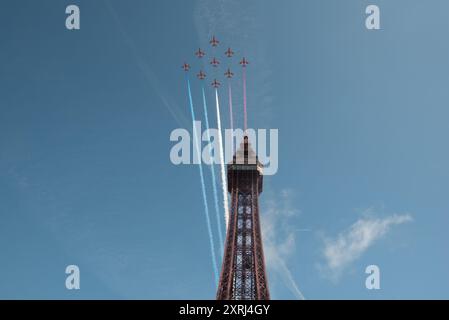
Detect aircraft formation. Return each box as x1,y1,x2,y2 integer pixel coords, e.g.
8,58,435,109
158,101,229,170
182,36,249,89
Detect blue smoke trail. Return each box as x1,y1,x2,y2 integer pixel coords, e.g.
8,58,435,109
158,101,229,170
201,86,224,255
186,76,219,284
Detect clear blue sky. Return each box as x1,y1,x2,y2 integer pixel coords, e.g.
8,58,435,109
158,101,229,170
0,0,448,299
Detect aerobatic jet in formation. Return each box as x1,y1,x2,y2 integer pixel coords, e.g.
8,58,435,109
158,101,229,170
210,57,220,67
210,36,219,47
182,63,190,71
239,57,249,67
195,48,205,58
225,47,234,58
211,79,221,88
197,70,206,80
224,68,234,78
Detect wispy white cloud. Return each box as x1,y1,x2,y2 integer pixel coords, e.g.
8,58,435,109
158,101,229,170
262,189,305,300
319,212,413,282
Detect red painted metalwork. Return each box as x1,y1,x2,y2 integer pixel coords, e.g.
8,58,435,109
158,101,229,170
216,136,270,300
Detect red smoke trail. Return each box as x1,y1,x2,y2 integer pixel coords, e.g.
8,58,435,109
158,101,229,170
243,67,247,131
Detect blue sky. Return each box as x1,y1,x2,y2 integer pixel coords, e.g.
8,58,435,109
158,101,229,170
0,0,448,299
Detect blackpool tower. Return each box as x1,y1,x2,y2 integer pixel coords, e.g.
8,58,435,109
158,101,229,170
216,136,270,300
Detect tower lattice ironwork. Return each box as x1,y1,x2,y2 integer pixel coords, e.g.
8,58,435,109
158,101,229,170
216,136,270,300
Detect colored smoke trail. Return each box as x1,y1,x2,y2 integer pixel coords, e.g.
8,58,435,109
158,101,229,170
215,89,230,228
187,78,219,283
243,67,247,132
202,86,224,254
228,81,234,153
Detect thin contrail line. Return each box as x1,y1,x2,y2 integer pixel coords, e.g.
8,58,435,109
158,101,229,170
104,0,189,128
278,259,306,300
202,86,224,254
187,77,219,283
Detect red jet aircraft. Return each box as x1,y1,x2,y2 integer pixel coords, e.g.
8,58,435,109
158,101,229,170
239,57,249,67
182,63,190,71
224,68,234,78
225,47,234,58
210,57,220,67
195,48,205,58
210,36,219,47
211,79,221,88
197,70,206,80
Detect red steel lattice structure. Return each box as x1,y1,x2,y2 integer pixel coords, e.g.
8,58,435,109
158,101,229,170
216,136,270,300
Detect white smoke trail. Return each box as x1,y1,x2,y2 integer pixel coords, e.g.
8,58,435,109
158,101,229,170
187,78,219,283
214,89,230,228
202,87,224,254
